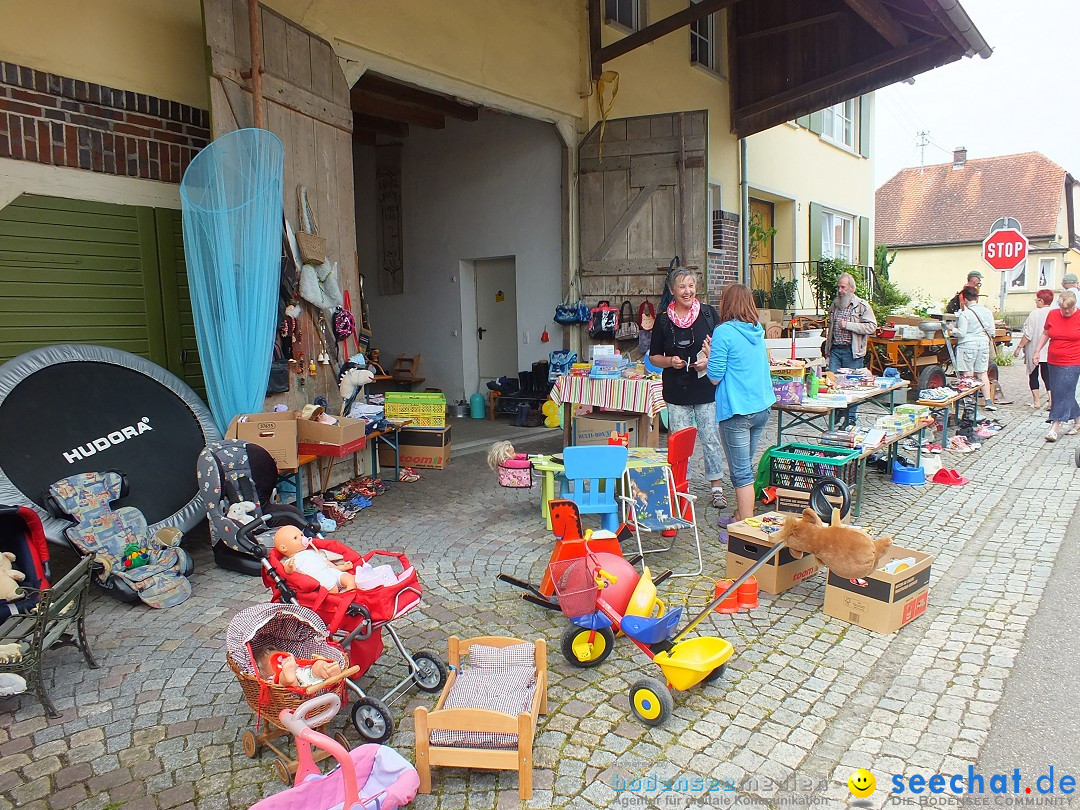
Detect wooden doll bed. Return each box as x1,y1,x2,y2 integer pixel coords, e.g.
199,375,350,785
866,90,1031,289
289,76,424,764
414,635,547,800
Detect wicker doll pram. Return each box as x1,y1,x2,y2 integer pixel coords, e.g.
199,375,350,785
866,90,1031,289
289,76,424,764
226,603,358,783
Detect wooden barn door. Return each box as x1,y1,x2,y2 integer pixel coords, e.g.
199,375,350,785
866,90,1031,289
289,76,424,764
202,0,357,407
578,111,707,353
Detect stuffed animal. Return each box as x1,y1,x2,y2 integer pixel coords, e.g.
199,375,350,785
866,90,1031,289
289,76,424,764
337,362,375,416
776,508,892,580
227,501,259,525
0,552,25,602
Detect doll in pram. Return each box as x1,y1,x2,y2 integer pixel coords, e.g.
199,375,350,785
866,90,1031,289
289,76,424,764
248,693,419,810
232,517,448,745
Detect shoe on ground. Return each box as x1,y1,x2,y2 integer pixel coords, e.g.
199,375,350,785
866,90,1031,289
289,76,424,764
1046,428,1059,442
984,404,998,411
711,487,727,509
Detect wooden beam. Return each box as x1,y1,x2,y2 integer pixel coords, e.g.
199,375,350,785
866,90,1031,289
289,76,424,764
248,0,264,128
351,91,445,128
840,0,909,47
879,3,946,37
596,0,741,76
733,36,944,126
354,74,479,121
738,12,846,43
589,0,603,80
353,113,408,138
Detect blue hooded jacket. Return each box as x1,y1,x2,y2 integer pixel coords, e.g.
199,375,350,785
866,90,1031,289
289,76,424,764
707,320,776,422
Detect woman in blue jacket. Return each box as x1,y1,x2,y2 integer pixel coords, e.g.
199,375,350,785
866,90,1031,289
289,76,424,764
707,284,776,522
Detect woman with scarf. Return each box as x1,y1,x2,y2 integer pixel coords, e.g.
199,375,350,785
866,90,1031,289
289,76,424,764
650,268,726,508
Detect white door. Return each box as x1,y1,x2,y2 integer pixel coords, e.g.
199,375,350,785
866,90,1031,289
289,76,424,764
475,258,518,385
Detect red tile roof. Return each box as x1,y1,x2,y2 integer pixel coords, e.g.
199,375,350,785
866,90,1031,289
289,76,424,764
876,151,1066,247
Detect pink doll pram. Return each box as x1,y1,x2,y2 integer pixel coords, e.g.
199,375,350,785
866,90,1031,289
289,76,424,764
249,692,420,810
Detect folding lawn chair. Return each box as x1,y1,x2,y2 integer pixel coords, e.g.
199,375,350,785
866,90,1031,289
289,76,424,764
619,465,702,578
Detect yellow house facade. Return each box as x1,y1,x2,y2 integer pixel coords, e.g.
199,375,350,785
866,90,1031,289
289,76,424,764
0,0,987,399
877,150,1080,318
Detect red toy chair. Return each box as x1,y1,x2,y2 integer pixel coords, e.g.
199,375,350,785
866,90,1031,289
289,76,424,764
667,427,697,521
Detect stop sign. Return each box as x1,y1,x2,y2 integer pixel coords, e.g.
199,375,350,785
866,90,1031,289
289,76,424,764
982,227,1028,271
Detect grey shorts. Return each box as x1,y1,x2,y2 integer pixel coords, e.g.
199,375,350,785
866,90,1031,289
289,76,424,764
956,342,989,373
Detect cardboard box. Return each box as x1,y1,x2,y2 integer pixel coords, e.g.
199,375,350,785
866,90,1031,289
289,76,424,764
226,412,299,469
775,488,845,515
888,315,922,327
725,512,821,594
572,411,638,446
297,415,368,447
823,545,932,633
379,427,451,470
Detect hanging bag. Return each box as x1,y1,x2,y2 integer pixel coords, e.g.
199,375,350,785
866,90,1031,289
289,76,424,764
267,340,290,395
296,186,326,265
614,301,639,342
637,300,656,354
554,296,590,325
588,300,619,339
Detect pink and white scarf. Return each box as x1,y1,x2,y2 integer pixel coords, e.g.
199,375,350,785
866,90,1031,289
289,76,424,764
667,299,700,329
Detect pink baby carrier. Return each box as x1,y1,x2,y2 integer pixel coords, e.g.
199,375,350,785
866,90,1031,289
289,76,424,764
249,693,419,810
498,454,533,488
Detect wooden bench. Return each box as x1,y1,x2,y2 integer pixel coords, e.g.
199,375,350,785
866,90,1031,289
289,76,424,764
0,556,98,717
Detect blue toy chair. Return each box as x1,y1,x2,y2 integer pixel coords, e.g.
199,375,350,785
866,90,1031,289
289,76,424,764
559,445,628,533
618,465,703,578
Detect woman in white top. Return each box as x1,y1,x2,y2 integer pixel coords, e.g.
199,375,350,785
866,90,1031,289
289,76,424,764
950,286,997,410
1013,288,1054,408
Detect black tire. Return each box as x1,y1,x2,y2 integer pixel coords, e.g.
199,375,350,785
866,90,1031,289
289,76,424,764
810,477,851,522
917,364,947,392
703,664,726,684
629,677,674,727
560,624,615,668
351,696,395,743
411,650,449,693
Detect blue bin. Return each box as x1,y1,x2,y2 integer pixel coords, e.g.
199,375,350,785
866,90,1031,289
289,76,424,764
891,459,925,486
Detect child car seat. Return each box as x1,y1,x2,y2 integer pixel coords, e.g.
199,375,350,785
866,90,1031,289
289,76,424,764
46,472,193,609
197,439,314,575
0,505,51,620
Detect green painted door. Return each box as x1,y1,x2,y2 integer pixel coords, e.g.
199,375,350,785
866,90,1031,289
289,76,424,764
0,194,204,395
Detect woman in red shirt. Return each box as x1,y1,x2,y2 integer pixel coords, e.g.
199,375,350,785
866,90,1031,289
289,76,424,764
1036,290,1080,441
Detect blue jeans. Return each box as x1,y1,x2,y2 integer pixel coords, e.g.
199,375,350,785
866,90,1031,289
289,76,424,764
828,344,864,423
718,409,771,489
667,402,725,481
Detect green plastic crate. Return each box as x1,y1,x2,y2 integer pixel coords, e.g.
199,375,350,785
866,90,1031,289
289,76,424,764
769,443,859,492
384,391,446,428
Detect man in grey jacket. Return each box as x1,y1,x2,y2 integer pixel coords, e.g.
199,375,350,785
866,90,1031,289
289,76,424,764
823,273,878,427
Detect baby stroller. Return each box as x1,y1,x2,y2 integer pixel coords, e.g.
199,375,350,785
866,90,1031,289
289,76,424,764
234,517,448,744
249,693,419,810
0,505,51,620
197,439,317,575
227,602,359,783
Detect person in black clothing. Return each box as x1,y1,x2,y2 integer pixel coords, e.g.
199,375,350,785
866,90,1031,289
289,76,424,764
945,271,984,314
649,268,727,508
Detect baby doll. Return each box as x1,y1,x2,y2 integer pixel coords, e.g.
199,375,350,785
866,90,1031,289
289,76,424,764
256,648,341,690
273,525,356,592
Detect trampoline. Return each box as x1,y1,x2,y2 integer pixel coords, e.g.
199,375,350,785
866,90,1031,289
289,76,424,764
0,344,220,543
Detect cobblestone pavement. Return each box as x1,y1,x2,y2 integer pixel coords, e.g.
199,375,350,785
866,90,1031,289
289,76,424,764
2,363,1076,810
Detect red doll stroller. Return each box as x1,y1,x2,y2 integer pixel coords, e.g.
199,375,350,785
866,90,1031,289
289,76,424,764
234,517,447,744
0,505,52,620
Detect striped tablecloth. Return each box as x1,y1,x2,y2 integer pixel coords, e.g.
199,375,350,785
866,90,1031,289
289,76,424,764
549,375,667,417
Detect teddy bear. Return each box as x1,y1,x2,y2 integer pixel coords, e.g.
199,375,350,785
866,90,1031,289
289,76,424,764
776,508,892,580
0,552,26,602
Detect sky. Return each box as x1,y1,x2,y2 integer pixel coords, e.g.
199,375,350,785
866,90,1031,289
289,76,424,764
873,0,1080,188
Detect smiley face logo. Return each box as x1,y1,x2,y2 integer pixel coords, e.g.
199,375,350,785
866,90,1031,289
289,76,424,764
848,769,876,798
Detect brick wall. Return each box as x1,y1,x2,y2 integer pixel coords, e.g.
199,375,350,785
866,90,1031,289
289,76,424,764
0,61,209,183
707,210,741,305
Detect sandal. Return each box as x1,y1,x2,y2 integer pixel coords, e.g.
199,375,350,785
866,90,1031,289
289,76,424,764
711,487,727,509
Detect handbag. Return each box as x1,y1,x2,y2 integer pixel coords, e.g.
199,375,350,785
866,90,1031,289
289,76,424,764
637,300,656,354
296,186,326,265
588,300,619,339
614,301,639,342
267,341,290,395
332,306,356,341
554,299,590,325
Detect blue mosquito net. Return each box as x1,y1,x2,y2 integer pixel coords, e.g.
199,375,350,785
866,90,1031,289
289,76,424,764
180,128,284,434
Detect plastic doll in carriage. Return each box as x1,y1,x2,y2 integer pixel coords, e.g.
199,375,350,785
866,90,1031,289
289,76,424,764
249,693,419,810
231,518,448,745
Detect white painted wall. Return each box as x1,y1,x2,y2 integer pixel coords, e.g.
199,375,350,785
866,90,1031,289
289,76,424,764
355,110,564,401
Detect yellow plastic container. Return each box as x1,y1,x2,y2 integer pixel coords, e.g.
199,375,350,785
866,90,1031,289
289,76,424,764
654,636,734,691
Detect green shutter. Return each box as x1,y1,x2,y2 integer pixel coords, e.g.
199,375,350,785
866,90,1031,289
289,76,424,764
808,110,823,135
796,114,811,129
859,96,871,157
859,216,870,265
0,194,204,397
809,202,823,261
